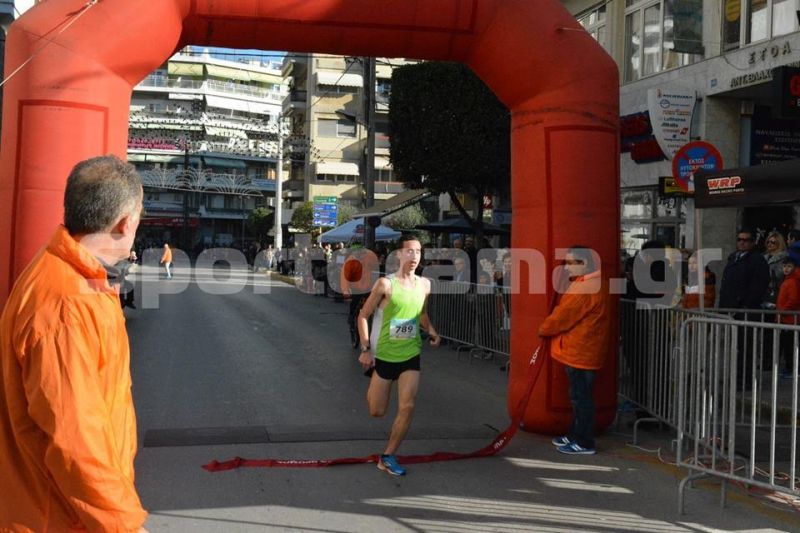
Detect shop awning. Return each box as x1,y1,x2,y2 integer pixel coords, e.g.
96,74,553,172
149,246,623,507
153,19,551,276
315,71,363,87
168,62,203,76
203,156,247,169
206,64,251,82
695,158,800,208
315,161,360,175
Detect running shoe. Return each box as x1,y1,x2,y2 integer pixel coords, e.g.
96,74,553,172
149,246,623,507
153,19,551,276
551,435,571,446
377,454,406,476
557,442,596,455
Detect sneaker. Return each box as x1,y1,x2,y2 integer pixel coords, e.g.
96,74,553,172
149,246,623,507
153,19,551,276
551,435,571,446
377,454,406,476
557,442,596,455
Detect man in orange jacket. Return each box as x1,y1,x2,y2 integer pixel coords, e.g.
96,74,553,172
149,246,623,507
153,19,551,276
0,156,149,532
538,246,612,455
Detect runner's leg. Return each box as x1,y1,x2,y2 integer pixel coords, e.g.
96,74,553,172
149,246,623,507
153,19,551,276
384,370,420,455
366,372,393,418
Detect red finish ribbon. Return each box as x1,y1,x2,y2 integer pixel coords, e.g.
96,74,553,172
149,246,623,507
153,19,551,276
202,343,548,472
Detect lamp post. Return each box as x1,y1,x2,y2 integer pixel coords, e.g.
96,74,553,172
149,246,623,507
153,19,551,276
362,56,376,250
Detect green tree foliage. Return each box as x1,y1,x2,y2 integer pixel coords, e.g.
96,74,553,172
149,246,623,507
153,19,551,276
290,201,315,233
337,203,359,225
389,62,510,245
386,204,427,230
246,206,275,243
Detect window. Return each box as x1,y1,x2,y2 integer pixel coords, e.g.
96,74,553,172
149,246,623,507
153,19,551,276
624,0,703,82
316,173,356,183
376,168,394,182
317,119,357,138
726,0,798,50
578,4,609,52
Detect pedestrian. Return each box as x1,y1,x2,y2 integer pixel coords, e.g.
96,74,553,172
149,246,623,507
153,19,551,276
160,242,173,279
357,235,441,476
776,251,800,378
682,252,716,309
762,231,788,308
0,155,148,531
719,228,769,312
118,249,138,309
342,248,379,348
539,246,612,455
719,228,770,389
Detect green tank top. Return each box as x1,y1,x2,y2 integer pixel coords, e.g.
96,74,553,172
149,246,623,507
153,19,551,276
371,275,426,362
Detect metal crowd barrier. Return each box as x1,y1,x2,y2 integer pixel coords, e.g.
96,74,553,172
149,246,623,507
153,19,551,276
676,316,800,513
618,299,728,442
426,280,510,362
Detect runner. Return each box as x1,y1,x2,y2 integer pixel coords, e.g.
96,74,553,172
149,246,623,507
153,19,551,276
357,235,440,476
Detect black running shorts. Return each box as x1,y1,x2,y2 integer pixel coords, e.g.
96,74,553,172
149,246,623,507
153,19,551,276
366,354,421,381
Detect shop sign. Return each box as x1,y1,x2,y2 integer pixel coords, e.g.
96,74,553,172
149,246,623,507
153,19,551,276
671,141,724,193
647,86,696,158
751,111,800,164
659,176,693,197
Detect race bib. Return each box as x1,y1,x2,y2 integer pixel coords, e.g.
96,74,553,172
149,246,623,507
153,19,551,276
390,318,418,340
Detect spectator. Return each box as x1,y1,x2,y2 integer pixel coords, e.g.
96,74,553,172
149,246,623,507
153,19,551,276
160,243,173,279
719,228,770,390
682,253,716,309
719,228,769,311
0,156,148,531
539,246,612,455
787,229,800,248
777,251,800,378
762,231,788,308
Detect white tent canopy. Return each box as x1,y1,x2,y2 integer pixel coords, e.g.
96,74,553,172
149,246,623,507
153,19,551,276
319,217,401,244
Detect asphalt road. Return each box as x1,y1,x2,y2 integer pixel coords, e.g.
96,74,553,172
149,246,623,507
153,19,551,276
124,264,798,532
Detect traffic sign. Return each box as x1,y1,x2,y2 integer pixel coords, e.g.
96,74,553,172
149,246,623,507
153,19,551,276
671,141,723,193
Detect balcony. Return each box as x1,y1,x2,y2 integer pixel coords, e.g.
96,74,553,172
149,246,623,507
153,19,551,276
135,75,284,104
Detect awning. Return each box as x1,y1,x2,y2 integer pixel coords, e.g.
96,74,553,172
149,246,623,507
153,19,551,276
248,71,283,85
315,161,360,175
168,62,203,76
203,156,247,169
315,71,363,88
127,154,147,162
205,94,250,113
204,125,248,138
695,158,800,208
356,188,431,218
206,64,251,82
205,94,270,115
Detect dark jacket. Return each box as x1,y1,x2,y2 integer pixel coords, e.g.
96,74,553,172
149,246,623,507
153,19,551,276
719,250,769,309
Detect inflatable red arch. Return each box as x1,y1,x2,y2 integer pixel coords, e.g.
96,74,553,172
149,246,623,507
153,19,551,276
0,0,619,433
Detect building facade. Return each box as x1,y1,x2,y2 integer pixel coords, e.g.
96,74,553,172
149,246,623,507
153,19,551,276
127,47,287,252
280,53,415,214
565,0,800,259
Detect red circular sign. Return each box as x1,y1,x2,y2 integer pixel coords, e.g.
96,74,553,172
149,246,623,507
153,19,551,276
671,141,724,193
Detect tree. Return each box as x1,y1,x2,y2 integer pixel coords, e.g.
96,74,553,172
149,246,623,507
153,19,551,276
337,203,358,225
290,201,315,233
386,204,430,244
389,62,510,247
246,206,274,244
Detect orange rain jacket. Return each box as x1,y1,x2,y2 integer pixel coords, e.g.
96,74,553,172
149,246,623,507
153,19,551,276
539,270,613,370
0,226,147,532
160,246,172,264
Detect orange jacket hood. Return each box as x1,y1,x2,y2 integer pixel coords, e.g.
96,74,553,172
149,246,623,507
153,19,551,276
0,226,146,531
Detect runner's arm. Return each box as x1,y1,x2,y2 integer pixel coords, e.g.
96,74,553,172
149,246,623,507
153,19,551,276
357,277,389,349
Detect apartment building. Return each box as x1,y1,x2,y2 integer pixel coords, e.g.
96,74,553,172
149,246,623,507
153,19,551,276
281,53,415,213
127,47,287,250
566,0,800,256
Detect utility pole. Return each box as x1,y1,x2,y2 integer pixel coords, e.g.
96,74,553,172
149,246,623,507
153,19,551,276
181,136,190,253
363,56,376,250
273,120,284,252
